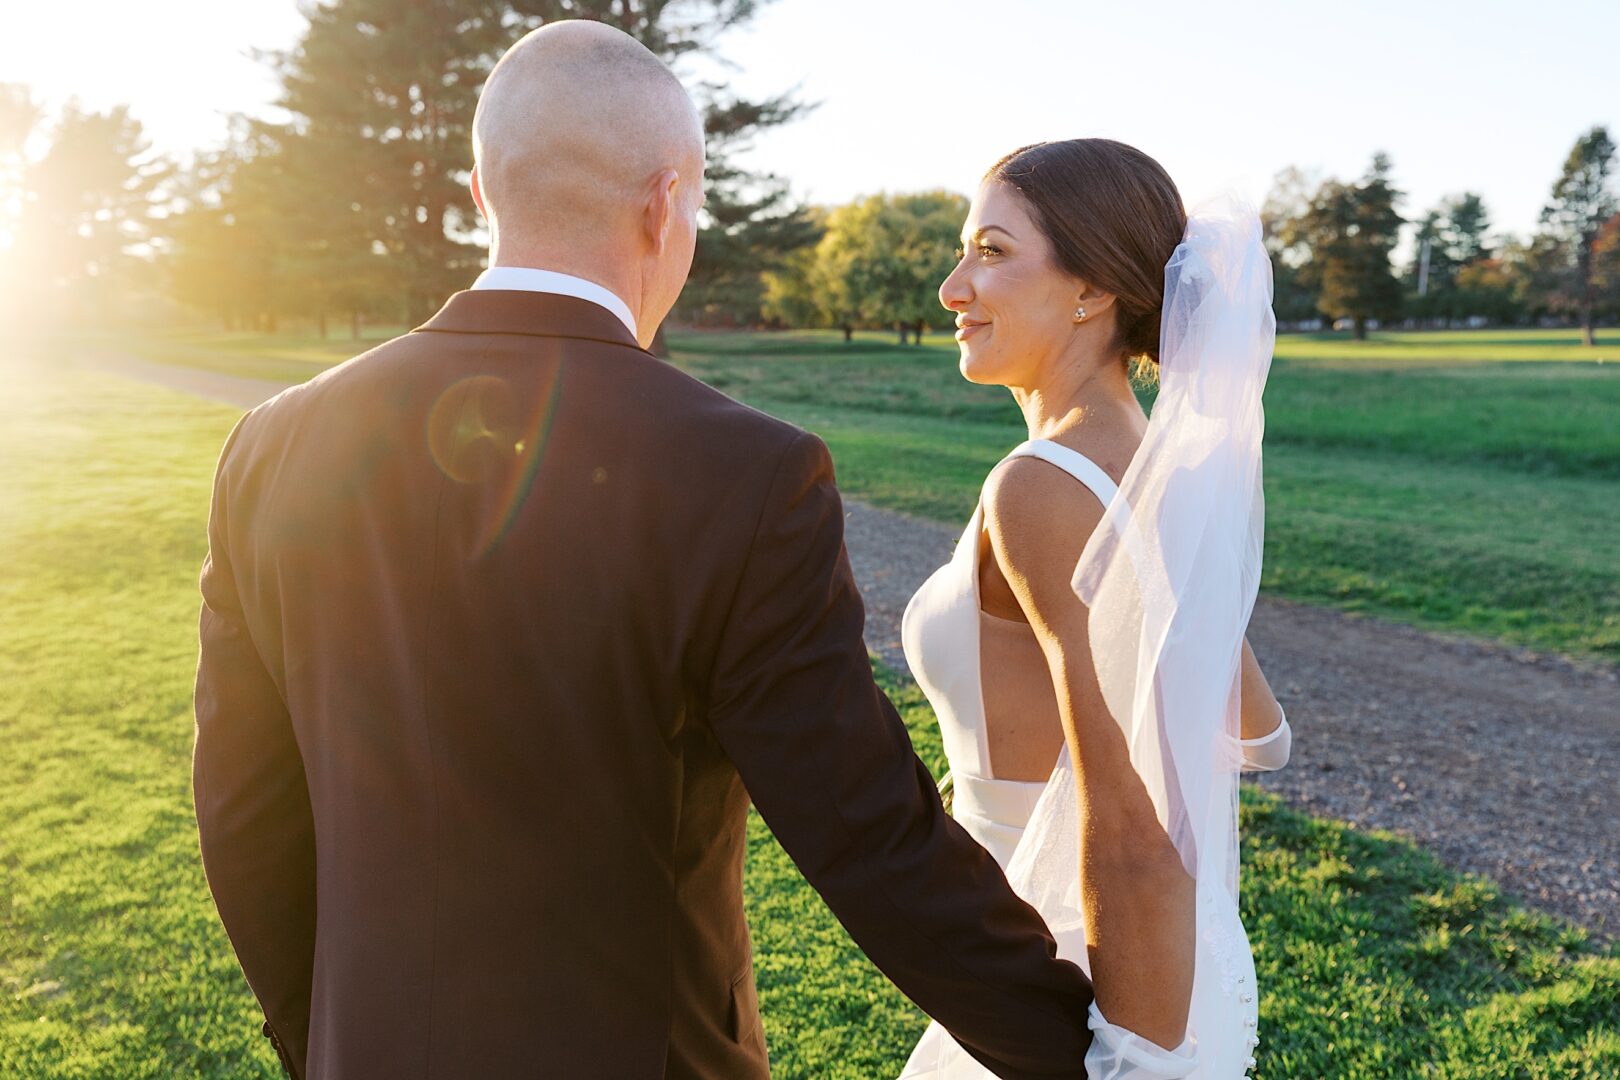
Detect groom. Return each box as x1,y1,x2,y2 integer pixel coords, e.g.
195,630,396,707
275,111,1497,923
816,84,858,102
193,20,1094,1079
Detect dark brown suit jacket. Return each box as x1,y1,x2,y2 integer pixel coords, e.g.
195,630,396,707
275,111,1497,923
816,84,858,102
193,290,1095,1079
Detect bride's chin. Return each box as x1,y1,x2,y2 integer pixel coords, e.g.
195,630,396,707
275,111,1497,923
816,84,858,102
958,349,1001,386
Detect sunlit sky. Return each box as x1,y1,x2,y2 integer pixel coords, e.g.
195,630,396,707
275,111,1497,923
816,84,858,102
5,0,1618,249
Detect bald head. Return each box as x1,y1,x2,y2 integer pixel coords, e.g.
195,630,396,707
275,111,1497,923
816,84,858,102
472,21,705,244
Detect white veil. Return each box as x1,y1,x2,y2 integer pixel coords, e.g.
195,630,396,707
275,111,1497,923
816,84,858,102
1010,191,1274,1076
902,193,1276,1079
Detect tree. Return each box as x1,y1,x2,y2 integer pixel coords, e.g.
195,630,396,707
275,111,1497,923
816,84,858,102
263,0,511,324
1406,192,1493,322
760,205,829,328
815,191,967,343
1453,258,1527,325
1592,213,1620,321
1445,192,1491,265
1260,165,1323,324
1535,126,1618,345
1297,153,1405,339
0,84,42,322
676,88,821,327
0,84,39,220
166,127,296,331
12,101,166,324
257,0,810,329
165,119,390,334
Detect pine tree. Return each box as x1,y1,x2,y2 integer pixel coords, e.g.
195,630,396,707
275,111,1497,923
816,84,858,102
167,125,291,331
1298,153,1405,340
1536,126,1618,346
676,88,822,327
264,0,512,324
254,0,810,330
1446,193,1491,266
1406,192,1492,323
15,102,166,324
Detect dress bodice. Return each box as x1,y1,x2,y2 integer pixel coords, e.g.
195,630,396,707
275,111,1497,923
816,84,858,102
900,438,1291,870
900,440,1122,868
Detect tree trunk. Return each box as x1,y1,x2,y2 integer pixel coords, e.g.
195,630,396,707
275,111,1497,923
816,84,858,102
1353,316,1367,341
842,323,853,343
914,319,925,344
897,322,909,344
1582,305,1596,347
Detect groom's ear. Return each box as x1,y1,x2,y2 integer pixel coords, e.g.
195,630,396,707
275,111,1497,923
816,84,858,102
643,168,680,255
470,163,488,223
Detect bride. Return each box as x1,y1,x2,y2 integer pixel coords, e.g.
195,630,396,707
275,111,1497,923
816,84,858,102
898,139,1292,1079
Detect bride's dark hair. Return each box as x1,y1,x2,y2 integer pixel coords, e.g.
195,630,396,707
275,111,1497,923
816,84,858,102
986,139,1186,375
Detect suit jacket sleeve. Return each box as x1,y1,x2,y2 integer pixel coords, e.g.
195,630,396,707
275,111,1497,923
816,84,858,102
706,431,1095,1079
193,416,316,1079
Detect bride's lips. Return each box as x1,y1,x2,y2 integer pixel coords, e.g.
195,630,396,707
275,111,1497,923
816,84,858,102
955,320,988,341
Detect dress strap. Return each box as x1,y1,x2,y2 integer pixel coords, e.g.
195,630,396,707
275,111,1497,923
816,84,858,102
1002,439,1120,508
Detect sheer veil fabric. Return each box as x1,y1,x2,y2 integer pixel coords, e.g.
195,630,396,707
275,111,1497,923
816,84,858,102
901,194,1276,1079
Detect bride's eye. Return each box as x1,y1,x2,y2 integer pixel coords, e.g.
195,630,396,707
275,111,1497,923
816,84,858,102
978,244,1002,258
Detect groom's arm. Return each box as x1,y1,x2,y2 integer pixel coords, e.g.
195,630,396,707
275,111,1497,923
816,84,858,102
193,418,316,1080
707,431,1094,1080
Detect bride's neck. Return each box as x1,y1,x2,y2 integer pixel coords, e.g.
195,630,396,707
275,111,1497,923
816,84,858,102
1011,354,1138,443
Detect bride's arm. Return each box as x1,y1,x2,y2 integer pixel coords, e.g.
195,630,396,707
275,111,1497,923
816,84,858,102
984,459,1195,1054
1238,639,1293,771
1238,638,1284,740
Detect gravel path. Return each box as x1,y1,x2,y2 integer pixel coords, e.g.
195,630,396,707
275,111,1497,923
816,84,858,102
85,353,297,410
96,353,1620,942
844,501,1618,942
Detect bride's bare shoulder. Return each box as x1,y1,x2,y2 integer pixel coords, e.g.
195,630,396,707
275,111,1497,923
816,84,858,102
981,455,1107,585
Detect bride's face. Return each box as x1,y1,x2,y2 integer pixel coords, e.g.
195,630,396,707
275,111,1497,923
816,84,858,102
939,180,1086,388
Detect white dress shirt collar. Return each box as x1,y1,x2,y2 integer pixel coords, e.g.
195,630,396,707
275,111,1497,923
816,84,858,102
470,266,638,339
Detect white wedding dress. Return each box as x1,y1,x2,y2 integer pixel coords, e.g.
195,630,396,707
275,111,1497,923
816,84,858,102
897,438,1291,1080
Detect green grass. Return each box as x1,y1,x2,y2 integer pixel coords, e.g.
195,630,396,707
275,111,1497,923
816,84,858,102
1272,328,1620,365
671,330,1620,660
80,324,1620,660
92,324,1620,661
3,348,1618,1076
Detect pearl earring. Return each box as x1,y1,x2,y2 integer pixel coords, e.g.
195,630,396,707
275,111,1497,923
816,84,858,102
1073,305,1087,323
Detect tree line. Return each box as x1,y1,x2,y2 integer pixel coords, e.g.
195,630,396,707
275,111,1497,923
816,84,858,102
0,0,816,344
764,134,1619,346
1,2,1615,345
1262,133,1620,344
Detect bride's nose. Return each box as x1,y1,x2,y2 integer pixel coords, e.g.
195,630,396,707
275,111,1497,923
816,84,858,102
939,261,972,312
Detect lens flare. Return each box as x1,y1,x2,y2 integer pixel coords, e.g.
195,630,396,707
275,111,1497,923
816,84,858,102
427,369,562,558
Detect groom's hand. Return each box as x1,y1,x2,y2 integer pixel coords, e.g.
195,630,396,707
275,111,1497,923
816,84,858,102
704,431,1095,1079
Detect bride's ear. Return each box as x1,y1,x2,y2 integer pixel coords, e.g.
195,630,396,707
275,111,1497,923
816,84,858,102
1073,283,1116,323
